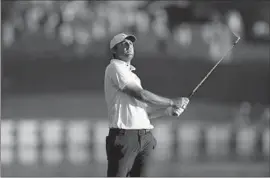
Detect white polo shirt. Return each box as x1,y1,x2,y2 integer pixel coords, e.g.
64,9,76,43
104,59,154,130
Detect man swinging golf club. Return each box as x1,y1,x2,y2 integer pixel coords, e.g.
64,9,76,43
104,33,189,177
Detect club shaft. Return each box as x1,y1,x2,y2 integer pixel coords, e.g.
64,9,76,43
188,37,240,98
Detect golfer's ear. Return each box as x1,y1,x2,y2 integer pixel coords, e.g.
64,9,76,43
111,45,117,54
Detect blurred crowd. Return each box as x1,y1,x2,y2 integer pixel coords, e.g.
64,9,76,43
2,0,269,53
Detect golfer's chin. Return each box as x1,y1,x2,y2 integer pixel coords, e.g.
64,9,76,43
126,53,134,60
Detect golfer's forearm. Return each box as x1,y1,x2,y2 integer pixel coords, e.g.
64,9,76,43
139,90,173,107
148,108,167,119
122,85,173,107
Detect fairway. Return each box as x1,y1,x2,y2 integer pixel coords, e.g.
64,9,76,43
2,92,260,124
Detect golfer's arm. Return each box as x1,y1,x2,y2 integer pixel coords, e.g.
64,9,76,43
148,108,167,119
122,83,174,107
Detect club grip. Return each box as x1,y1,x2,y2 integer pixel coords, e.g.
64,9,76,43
172,107,184,116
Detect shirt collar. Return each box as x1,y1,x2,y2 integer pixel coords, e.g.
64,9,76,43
111,59,136,71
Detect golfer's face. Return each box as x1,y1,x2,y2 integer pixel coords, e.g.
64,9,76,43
117,39,134,59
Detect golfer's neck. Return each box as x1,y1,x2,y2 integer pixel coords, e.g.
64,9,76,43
117,56,131,65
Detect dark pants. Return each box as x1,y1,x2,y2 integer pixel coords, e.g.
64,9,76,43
106,128,157,177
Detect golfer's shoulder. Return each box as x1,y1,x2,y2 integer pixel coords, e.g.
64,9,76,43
106,61,128,75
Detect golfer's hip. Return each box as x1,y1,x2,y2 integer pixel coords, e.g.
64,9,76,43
109,128,152,136
109,118,153,130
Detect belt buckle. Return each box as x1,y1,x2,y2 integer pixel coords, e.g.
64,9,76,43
119,129,125,135
138,129,145,135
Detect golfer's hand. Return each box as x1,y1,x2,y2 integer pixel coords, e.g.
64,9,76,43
165,106,184,116
172,97,189,109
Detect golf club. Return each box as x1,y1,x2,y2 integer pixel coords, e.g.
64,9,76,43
173,36,241,116
188,36,241,99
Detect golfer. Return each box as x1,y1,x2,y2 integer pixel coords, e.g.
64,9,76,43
104,33,189,177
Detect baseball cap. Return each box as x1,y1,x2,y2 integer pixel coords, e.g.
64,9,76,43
110,33,136,50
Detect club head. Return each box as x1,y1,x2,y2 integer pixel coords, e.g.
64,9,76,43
236,37,241,43
233,37,241,45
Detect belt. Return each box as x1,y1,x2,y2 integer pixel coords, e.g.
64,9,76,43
109,128,151,136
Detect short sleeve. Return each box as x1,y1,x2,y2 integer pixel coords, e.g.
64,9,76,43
110,65,137,90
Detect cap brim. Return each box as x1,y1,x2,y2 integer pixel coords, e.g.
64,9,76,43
125,35,136,42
